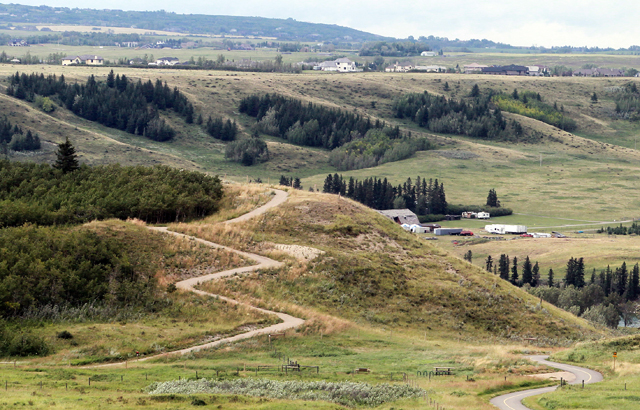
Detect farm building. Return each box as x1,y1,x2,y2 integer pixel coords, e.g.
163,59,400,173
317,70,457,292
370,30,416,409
378,209,420,225
434,228,463,236
410,224,430,234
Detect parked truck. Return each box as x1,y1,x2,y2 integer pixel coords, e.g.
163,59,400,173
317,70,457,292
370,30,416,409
484,224,527,234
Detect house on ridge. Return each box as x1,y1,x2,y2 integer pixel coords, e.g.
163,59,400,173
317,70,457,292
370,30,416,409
62,55,104,66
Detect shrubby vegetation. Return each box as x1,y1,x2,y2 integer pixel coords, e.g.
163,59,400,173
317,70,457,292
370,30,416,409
224,137,269,166
0,324,50,357
239,94,400,149
0,161,223,227
7,71,196,142
446,204,512,217
146,378,425,407
329,129,433,171
323,174,447,215
492,89,577,132
0,224,157,318
613,82,640,121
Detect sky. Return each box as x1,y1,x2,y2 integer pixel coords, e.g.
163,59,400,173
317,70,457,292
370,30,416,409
14,0,640,48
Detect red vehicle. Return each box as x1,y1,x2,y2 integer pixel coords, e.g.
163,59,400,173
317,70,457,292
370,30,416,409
459,230,474,236
520,233,533,237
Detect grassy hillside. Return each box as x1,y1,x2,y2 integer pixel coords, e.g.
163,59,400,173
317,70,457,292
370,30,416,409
172,188,601,343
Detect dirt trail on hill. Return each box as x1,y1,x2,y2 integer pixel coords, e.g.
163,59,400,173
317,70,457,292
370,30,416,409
87,188,304,368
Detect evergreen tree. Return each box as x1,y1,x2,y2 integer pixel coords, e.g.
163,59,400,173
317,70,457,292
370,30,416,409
485,255,493,272
575,257,585,288
293,177,302,190
323,174,333,193
470,84,480,97
510,256,519,285
625,264,640,301
532,261,540,287
464,250,472,263
486,188,500,207
498,254,510,281
591,92,598,102
53,137,79,174
565,257,576,287
522,256,533,286
512,88,519,100
548,268,554,287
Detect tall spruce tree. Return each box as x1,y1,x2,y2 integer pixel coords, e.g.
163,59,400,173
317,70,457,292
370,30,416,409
510,256,519,285
53,137,79,174
485,255,493,272
486,189,500,207
574,257,585,288
565,257,576,287
522,256,533,286
498,254,510,281
548,268,554,287
532,261,540,287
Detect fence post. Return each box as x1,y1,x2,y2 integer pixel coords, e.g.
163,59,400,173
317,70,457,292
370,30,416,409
88,377,91,386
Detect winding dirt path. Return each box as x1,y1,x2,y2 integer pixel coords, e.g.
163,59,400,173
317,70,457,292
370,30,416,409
89,188,304,368
490,355,603,410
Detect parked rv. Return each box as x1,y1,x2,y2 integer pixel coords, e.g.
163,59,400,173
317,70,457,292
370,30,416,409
484,224,527,234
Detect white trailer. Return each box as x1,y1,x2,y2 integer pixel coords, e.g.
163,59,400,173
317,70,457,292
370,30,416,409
484,224,527,234
531,232,552,238
477,212,490,219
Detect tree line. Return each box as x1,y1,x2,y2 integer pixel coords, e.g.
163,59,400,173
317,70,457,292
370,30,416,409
239,93,401,150
0,160,224,227
483,253,639,328
598,222,640,235
323,174,447,215
7,71,196,142
392,89,519,141
0,115,41,152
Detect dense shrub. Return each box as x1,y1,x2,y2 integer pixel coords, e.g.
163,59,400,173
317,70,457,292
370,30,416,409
329,129,433,171
492,91,577,131
0,325,50,357
0,225,156,317
447,204,513,217
147,378,425,407
0,162,223,227
224,137,269,166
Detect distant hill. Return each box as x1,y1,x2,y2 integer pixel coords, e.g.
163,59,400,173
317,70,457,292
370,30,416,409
0,3,389,42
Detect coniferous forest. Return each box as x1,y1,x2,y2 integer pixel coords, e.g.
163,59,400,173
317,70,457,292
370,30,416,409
392,90,515,141
323,174,448,215
239,93,399,149
6,71,195,142
0,116,41,151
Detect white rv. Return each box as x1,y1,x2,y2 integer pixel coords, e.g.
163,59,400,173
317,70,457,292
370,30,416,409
484,224,527,234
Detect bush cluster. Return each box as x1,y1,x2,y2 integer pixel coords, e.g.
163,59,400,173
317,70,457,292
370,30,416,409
0,116,41,152
146,378,425,407
492,90,577,132
0,161,223,227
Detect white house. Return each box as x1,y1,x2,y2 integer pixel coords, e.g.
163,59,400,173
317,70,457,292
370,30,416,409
62,55,104,66
414,65,446,72
316,58,358,72
385,62,413,72
155,57,180,66
334,58,357,72
421,51,437,57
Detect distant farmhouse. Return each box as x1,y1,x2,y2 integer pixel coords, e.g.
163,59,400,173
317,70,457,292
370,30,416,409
463,63,488,73
7,39,28,47
314,58,359,72
482,65,529,76
151,57,180,66
62,55,104,66
421,51,437,57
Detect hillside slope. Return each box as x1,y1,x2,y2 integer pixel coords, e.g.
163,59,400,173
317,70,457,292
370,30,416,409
173,188,604,344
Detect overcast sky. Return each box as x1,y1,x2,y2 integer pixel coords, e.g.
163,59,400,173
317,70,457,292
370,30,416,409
16,0,640,48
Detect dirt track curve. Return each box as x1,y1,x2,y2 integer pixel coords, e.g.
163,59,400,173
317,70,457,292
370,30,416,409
490,355,603,410
89,189,304,368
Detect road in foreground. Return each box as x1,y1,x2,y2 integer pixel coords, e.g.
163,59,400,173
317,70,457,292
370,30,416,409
490,355,603,410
